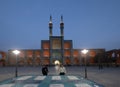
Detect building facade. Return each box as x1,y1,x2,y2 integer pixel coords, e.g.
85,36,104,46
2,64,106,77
0,51,6,66
105,49,120,66
7,16,105,66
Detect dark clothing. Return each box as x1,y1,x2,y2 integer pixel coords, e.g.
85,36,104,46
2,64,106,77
42,66,48,75
59,72,65,75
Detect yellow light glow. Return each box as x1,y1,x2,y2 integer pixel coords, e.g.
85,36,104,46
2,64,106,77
54,60,60,65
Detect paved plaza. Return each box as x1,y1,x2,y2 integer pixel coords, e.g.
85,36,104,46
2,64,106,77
0,66,120,87
0,75,103,87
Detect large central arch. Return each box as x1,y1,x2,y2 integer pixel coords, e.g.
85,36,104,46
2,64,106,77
54,60,60,65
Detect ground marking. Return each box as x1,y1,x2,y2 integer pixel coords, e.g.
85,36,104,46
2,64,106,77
23,84,39,87
52,76,61,80
34,76,46,80
67,76,79,80
0,84,14,87
50,84,64,87
75,83,92,87
17,76,32,80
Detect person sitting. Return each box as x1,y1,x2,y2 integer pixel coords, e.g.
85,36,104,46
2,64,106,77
42,65,48,76
58,64,66,75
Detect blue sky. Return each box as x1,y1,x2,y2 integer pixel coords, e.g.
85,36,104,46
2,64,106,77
0,0,120,52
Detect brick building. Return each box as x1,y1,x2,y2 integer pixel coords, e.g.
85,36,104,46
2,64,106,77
7,16,105,66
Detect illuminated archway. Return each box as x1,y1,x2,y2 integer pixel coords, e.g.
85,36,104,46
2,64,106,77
54,60,60,65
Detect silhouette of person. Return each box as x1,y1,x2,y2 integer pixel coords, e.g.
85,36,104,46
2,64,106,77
42,65,48,76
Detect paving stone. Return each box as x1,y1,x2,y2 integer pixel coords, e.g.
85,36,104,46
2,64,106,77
0,75,104,87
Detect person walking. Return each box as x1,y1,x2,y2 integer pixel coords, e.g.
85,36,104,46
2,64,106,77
58,64,66,75
42,65,49,76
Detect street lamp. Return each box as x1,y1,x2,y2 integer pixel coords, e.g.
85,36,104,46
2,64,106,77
13,50,20,77
81,49,89,78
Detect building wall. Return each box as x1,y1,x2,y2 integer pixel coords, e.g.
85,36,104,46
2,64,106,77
106,49,120,65
5,48,107,66
0,51,6,66
8,50,41,66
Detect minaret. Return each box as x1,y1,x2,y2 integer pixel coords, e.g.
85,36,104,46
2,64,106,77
60,16,64,64
49,15,53,36
60,15,64,36
49,15,53,65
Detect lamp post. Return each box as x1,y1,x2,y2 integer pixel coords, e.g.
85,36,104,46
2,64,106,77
81,49,88,78
13,50,20,77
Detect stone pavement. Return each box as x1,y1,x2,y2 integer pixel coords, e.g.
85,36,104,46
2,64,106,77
0,75,104,87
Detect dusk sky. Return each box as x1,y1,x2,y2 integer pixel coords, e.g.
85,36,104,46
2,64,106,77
0,0,120,52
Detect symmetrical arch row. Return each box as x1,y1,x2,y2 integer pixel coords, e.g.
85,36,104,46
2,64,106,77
2,49,120,66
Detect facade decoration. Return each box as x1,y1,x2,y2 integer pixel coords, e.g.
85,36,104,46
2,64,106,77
6,16,107,66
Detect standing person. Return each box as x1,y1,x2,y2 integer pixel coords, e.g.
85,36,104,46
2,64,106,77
42,65,48,76
55,64,60,75
58,64,66,75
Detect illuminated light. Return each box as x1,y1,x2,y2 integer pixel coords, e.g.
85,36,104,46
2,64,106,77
54,60,60,65
81,49,89,54
12,50,20,55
